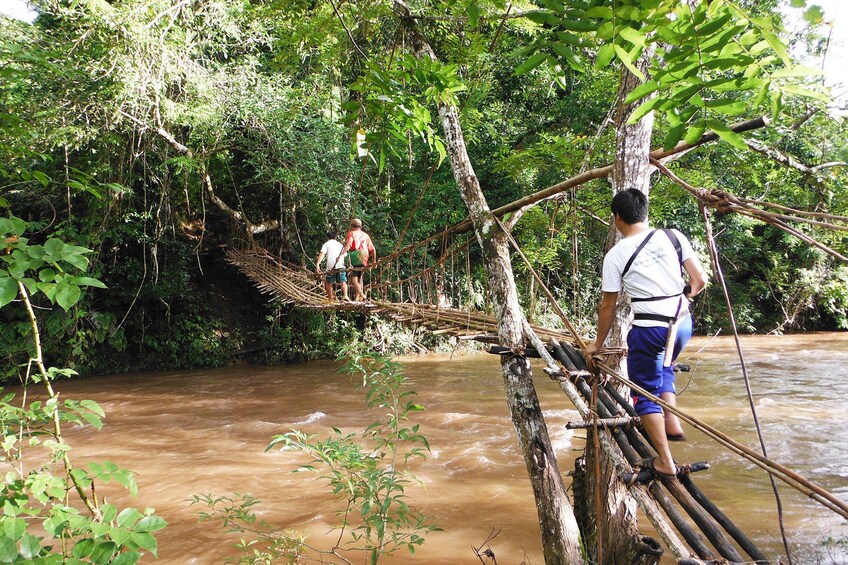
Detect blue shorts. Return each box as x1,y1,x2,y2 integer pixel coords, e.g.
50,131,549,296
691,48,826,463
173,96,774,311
627,315,693,416
325,272,347,284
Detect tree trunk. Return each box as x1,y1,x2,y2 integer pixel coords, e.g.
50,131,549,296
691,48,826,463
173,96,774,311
584,56,660,565
394,3,584,563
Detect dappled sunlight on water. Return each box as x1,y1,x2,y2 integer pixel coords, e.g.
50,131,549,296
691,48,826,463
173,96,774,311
39,333,848,564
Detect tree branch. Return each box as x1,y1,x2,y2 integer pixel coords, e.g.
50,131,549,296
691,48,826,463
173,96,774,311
744,137,845,176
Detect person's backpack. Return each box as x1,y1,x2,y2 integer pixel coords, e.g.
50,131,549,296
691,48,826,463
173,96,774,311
346,249,365,267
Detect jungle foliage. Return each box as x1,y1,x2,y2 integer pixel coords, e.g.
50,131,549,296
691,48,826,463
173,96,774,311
1,0,846,380
0,221,166,563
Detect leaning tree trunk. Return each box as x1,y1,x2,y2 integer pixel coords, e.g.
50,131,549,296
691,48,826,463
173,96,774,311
581,55,660,565
394,3,584,563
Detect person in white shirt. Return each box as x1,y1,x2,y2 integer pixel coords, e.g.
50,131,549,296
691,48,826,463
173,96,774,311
584,188,708,481
315,231,348,301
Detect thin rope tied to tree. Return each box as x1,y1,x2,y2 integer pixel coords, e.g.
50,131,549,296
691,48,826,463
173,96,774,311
700,203,794,564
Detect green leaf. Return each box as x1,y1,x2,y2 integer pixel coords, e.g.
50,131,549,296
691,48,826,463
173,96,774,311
684,121,707,144
618,26,645,47
134,516,166,533
664,123,686,150
2,518,25,541
468,2,480,27
26,245,45,260
89,541,117,564
63,253,90,271
109,527,132,547
116,508,142,529
706,119,748,150
771,88,783,121
130,532,157,555
555,31,585,46
771,65,824,78
71,539,95,559
18,534,40,559
38,268,57,283
0,278,16,308
781,84,830,103
55,283,81,311
43,239,64,258
760,28,791,65
525,11,558,26
100,504,117,524
80,399,105,417
551,44,584,72
37,282,57,303
31,171,50,187
69,276,106,289
626,96,663,124
584,6,612,18
111,551,141,565
613,45,645,81
559,19,598,32
803,5,825,24
515,52,548,75
0,536,17,562
0,217,25,237
109,526,131,546
704,98,747,115
615,5,641,21
697,11,733,36
624,80,659,104
596,21,614,40
594,43,616,69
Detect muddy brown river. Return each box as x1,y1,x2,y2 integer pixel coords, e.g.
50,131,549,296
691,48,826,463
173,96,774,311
44,333,848,564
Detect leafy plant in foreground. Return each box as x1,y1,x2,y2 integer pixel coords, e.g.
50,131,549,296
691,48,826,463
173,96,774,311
0,215,166,563
192,349,440,565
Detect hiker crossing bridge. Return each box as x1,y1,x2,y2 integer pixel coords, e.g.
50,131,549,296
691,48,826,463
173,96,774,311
226,243,848,565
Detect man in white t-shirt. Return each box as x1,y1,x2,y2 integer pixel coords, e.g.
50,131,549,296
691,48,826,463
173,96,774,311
315,231,348,301
584,188,707,481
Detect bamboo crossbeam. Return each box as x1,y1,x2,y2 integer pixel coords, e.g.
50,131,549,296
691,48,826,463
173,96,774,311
566,417,638,430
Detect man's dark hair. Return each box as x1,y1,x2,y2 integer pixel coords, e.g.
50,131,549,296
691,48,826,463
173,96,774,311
611,188,648,224
327,230,337,240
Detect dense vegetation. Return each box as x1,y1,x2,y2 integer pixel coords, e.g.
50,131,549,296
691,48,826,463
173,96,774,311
1,0,846,381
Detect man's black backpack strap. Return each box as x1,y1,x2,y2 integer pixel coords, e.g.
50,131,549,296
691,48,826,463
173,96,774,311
661,228,683,271
621,229,657,277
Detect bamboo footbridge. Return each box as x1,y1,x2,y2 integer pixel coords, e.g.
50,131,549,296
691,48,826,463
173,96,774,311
226,244,847,565
224,247,574,344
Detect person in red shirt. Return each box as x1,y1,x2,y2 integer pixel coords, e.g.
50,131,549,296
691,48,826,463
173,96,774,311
340,218,376,302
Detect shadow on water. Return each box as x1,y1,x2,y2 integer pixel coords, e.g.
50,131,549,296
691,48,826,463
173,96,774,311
43,333,848,564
